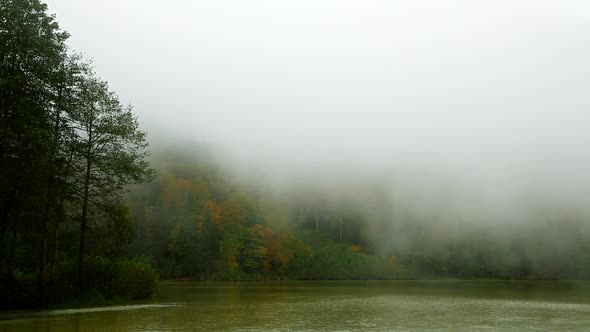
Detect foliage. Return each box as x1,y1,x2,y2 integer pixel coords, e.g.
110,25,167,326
0,0,156,308
113,258,159,299
0,256,158,309
126,152,590,282
126,159,403,281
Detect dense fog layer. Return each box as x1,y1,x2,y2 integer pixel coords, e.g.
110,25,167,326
46,0,590,226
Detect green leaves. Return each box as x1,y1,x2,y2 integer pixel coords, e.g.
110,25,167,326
0,0,154,290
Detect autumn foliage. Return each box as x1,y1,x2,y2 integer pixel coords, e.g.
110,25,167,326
126,158,401,281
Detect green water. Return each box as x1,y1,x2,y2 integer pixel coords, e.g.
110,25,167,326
2,281,590,331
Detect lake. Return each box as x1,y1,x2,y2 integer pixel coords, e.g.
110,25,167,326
2,281,590,331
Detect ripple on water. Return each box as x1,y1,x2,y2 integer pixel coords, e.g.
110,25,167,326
3,283,590,331
0,303,180,320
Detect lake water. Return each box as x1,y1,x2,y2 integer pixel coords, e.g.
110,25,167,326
2,281,590,331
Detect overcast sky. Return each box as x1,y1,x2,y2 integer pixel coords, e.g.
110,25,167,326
45,1,590,215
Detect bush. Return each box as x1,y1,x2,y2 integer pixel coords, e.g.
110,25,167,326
0,270,42,309
113,258,159,299
84,256,117,292
55,256,115,289
53,255,159,302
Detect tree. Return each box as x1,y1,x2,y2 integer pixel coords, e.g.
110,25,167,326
37,54,87,285
0,0,159,308
0,0,68,277
69,74,154,284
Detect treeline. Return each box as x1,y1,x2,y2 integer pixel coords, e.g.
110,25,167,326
0,0,156,307
126,155,402,280
127,151,590,281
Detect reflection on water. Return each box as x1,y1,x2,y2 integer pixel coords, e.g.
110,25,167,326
1,304,179,319
1,281,590,331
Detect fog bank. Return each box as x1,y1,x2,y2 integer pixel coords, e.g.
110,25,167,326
47,0,590,224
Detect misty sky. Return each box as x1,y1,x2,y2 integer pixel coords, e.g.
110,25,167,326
45,1,590,216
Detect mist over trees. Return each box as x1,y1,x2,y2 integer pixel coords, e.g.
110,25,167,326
125,147,590,281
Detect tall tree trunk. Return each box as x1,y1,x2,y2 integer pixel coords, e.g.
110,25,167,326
77,129,92,286
0,206,8,272
38,86,63,286
49,217,59,281
7,216,18,278
51,148,73,281
314,210,319,233
339,218,343,242
37,198,51,285
4,189,20,277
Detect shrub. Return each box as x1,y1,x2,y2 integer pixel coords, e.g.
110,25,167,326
55,256,159,301
83,256,117,293
113,258,159,299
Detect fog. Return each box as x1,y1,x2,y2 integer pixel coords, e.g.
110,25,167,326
46,1,590,226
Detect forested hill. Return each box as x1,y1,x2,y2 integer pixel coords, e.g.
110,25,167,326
125,152,398,280
126,150,590,281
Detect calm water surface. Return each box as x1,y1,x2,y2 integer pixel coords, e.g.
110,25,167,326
2,281,590,331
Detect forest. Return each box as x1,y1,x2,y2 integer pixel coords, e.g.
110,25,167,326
126,149,590,282
3,0,590,310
